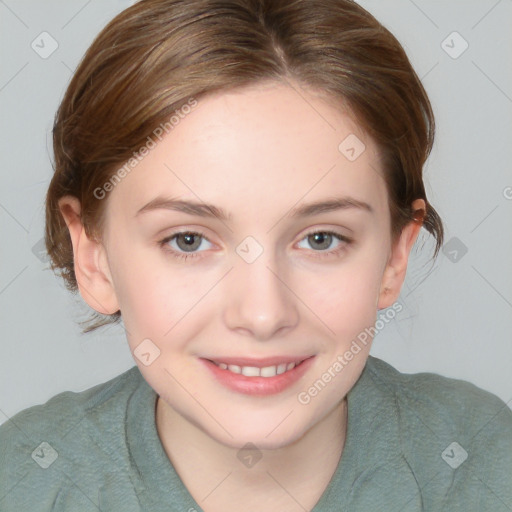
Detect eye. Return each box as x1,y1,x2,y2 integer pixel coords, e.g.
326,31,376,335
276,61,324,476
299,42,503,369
159,229,353,262
296,230,353,259
159,230,213,261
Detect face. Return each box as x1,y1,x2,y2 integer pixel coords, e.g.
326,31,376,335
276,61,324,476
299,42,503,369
86,81,411,449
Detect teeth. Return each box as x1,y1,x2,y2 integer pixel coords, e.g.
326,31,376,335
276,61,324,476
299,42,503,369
241,366,260,377
277,363,287,375
260,366,277,377
215,361,299,378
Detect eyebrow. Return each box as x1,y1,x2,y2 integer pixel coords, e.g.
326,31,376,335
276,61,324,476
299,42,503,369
135,195,373,220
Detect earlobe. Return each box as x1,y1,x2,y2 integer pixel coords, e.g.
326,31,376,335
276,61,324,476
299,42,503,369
58,195,120,315
377,199,425,310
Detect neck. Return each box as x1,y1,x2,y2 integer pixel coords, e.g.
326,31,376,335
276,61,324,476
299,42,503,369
155,396,348,511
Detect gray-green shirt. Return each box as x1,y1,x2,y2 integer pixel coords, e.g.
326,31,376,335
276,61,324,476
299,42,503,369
1,355,511,511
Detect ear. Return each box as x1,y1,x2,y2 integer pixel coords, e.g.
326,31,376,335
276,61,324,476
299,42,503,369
377,199,425,310
58,195,120,315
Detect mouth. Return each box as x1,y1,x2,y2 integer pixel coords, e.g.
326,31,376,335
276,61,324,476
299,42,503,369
201,356,315,396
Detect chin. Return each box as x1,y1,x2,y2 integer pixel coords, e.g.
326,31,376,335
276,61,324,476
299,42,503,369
211,416,312,451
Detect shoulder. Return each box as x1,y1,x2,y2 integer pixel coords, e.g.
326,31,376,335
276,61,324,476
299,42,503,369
0,365,141,444
0,366,143,511
365,355,512,432
364,356,512,507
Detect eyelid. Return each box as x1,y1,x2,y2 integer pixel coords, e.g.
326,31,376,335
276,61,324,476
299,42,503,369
298,226,352,241
157,225,351,246
158,226,213,243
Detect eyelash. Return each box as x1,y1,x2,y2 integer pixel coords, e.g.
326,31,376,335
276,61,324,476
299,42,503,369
159,229,353,262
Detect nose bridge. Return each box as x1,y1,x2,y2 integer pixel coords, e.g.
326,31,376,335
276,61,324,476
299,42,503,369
223,237,299,339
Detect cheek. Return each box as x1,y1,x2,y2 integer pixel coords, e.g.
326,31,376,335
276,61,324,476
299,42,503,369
107,244,167,332
109,245,209,342
108,227,387,346
303,253,384,337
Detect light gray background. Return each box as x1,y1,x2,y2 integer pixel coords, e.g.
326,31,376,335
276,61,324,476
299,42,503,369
0,0,511,423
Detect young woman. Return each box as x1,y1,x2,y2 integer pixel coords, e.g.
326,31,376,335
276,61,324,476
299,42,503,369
1,1,510,510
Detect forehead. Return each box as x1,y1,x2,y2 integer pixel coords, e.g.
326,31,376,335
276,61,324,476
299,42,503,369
105,81,388,223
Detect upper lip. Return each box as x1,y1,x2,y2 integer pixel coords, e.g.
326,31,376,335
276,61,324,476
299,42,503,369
203,355,314,368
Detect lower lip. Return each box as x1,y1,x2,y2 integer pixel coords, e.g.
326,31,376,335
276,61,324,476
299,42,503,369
201,357,315,396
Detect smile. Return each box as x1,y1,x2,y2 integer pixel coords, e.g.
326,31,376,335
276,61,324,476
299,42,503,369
202,356,315,396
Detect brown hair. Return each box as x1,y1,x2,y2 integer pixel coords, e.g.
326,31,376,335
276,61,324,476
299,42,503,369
46,0,444,332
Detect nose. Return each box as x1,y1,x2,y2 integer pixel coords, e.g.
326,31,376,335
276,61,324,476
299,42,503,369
222,250,299,341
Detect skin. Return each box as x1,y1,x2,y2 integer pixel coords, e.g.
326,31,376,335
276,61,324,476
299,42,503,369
59,80,424,511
